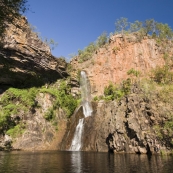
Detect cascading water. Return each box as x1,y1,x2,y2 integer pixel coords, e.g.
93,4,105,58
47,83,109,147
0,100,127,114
70,119,84,151
80,71,93,117
70,71,93,151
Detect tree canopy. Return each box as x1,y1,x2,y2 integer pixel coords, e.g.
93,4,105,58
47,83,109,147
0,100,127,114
115,17,173,40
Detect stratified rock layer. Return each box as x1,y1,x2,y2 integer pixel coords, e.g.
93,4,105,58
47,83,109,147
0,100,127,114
0,16,67,89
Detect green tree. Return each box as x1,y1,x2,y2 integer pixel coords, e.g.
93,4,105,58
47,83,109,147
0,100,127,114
44,38,58,50
96,32,107,47
115,17,129,35
156,23,173,40
143,19,156,35
0,0,28,36
130,20,143,32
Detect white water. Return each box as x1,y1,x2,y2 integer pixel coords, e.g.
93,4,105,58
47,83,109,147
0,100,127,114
70,118,84,151
80,71,93,117
70,71,93,151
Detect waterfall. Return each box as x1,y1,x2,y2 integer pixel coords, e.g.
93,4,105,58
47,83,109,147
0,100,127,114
80,71,93,117
70,118,84,151
70,71,93,151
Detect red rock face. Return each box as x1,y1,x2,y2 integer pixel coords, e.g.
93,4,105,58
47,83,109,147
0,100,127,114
71,34,167,96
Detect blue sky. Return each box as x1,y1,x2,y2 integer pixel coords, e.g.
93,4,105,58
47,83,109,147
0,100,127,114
25,0,173,61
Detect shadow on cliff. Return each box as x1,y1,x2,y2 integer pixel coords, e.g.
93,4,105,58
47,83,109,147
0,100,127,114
106,133,114,153
0,53,68,91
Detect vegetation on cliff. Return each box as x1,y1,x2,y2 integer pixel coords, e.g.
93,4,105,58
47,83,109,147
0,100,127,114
0,80,78,140
77,32,107,63
75,18,173,64
0,0,28,36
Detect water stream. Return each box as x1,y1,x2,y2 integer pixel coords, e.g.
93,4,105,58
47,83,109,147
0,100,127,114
70,71,93,151
70,119,84,151
80,71,93,117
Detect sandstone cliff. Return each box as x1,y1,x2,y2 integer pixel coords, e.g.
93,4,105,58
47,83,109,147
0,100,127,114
0,16,73,151
1,16,173,155
71,33,173,96
62,33,173,155
0,16,68,89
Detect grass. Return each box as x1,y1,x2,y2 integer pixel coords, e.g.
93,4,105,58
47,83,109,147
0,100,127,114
6,124,25,138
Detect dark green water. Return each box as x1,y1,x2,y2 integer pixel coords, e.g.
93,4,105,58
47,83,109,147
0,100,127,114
0,151,173,173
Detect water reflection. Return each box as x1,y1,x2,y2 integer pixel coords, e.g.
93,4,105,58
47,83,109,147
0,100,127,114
71,152,82,173
0,151,173,173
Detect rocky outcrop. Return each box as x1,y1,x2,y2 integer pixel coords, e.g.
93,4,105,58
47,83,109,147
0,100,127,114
0,91,68,151
70,34,172,96
0,16,68,89
62,84,173,154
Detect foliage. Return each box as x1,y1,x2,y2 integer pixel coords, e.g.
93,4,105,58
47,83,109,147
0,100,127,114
43,38,58,50
103,80,131,101
0,0,28,36
78,42,97,62
155,23,173,40
6,124,25,138
44,108,55,121
127,68,140,77
1,87,38,107
0,87,38,134
121,78,131,95
77,32,108,63
93,96,98,101
96,32,107,47
114,17,173,41
112,46,120,54
140,77,173,104
40,81,78,118
130,21,143,32
151,65,173,85
115,17,129,35
154,115,173,147
157,85,173,103
28,23,58,51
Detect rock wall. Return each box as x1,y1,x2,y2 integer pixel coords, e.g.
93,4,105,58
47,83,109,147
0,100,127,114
70,34,170,96
62,85,173,154
0,92,68,151
0,16,68,89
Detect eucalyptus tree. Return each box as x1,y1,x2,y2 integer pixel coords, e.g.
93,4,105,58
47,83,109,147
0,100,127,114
115,17,129,35
130,20,143,32
96,32,107,47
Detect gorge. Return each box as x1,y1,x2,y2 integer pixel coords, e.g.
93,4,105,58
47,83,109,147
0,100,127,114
0,16,173,156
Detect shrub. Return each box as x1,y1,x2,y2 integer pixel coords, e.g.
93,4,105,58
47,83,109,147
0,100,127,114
112,46,120,54
152,65,173,84
93,96,98,101
127,68,140,77
6,124,25,138
96,32,107,47
121,78,132,95
44,108,55,121
1,87,38,107
77,32,108,63
40,80,78,118
0,87,38,134
103,81,129,101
